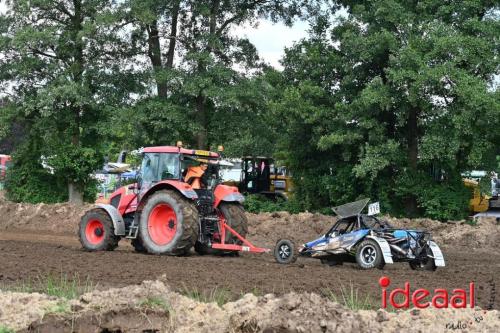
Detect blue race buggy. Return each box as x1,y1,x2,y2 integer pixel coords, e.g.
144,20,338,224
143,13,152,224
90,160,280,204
274,199,445,270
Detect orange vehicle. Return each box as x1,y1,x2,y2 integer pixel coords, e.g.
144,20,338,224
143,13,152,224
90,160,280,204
78,145,269,256
0,154,11,180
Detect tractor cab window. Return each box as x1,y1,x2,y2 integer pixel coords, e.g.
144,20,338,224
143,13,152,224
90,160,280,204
140,153,179,185
181,157,219,189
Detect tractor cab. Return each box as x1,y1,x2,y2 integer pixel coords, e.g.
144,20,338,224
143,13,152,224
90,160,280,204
80,145,268,257
137,147,221,200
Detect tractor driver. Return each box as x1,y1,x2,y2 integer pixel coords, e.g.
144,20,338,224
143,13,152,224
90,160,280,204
184,160,208,189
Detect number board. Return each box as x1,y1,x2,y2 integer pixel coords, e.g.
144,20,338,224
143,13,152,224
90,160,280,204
368,202,380,216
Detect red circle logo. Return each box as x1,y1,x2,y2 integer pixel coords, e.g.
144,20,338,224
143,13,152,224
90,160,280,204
379,276,391,287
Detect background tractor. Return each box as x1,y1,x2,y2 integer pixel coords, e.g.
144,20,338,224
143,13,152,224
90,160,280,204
238,156,293,200
78,146,268,255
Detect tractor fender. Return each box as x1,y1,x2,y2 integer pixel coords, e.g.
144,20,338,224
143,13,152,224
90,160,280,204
144,180,198,200
96,203,126,236
213,184,245,207
365,236,393,264
427,240,445,267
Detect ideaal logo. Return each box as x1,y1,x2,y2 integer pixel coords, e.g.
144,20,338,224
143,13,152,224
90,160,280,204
379,276,475,309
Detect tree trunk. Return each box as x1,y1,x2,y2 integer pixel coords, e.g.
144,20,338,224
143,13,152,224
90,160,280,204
405,106,419,215
165,0,180,70
147,21,168,98
68,0,85,204
68,182,84,205
192,0,219,150
195,93,208,149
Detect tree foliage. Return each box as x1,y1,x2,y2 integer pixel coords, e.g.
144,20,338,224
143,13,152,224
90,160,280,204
275,0,499,219
0,0,498,219
0,0,143,202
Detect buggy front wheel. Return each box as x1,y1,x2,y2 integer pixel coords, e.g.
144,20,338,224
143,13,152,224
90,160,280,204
355,239,384,269
274,239,296,264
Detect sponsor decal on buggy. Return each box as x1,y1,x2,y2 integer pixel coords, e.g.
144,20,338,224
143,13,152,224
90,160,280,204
242,246,250,252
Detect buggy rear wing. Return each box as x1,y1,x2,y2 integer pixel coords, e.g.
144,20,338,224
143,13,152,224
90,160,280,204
332,198,370,218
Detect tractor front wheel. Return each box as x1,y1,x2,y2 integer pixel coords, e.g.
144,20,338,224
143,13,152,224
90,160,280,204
79,208,119,251
139,190,198,255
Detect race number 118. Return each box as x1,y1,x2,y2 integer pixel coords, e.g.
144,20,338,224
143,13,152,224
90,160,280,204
368,202,380,216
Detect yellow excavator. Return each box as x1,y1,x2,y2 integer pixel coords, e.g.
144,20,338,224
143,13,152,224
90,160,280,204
463,171,500,221
463,178,490,213
238,157,293,200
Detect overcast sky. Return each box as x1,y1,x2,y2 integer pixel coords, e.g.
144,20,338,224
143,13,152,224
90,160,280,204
234,20,309,68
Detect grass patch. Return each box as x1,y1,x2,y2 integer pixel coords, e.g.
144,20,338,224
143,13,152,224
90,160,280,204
139,296,171,312
322,282,375,311
239,287,263,299
0,326,14,333
465,218,478,226
1,273,95,299
181,285,232,307
44,300,71,315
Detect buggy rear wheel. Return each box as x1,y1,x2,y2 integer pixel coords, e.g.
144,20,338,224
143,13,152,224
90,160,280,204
79,208,119,251
274,239,296,264
409,247,437,271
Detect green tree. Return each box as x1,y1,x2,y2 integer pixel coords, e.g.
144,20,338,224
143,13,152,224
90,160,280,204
0,0,142,203
112,0,319,153
276,0,499,219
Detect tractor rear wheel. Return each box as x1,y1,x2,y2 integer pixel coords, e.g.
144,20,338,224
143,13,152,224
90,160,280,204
139,190,198,255
194,202,248,255
219,203,248,244
79,208,119,251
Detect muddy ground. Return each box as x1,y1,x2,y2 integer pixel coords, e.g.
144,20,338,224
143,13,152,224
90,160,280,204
0,197,500,331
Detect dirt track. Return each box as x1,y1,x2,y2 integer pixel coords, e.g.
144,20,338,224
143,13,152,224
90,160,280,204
0,230,498,311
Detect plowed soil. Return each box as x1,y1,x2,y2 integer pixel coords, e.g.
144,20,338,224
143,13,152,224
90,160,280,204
0,230,498,311
0,196,499,313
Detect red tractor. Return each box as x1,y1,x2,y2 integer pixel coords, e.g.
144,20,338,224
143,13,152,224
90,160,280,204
79,146,268,255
